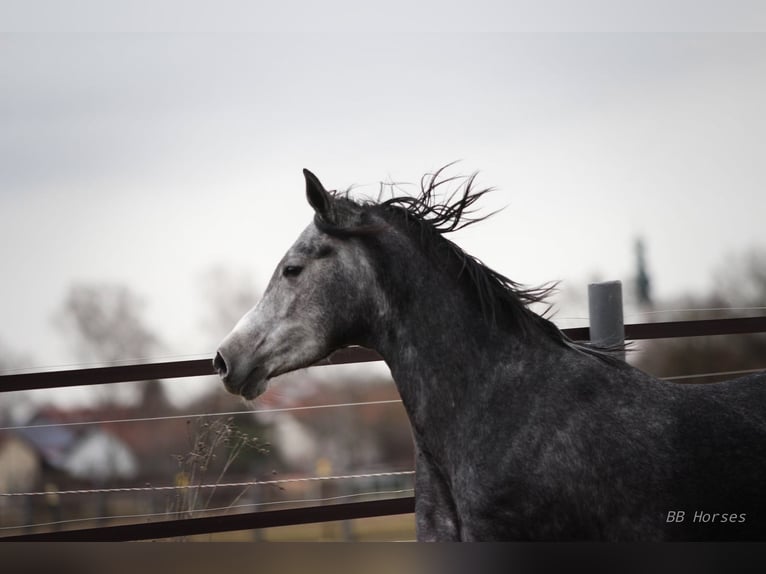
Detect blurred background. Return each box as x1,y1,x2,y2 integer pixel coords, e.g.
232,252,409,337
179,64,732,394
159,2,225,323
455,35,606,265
1,8,766,540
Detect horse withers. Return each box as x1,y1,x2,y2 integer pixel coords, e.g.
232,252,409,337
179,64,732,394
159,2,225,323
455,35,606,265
213,168,766,541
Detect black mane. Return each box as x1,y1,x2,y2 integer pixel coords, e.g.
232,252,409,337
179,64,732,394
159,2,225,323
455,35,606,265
317,165,622,361
376,166,556,332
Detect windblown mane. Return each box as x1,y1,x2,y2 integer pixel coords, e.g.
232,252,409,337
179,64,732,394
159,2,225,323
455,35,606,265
317,165,623,362
377,166,556,332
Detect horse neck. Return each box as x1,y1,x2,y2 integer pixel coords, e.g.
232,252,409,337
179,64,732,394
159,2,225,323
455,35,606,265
364,235,554,433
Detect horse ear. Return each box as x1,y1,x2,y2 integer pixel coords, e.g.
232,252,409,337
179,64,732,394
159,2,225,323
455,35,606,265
303,169,331,219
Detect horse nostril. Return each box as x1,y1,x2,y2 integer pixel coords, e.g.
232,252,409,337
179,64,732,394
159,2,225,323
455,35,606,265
213,351,229,379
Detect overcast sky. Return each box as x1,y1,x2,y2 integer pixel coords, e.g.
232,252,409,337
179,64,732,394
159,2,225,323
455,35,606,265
1,28,765,398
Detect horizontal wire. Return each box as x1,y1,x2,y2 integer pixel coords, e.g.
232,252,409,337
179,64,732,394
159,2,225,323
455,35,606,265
625,306,766,318
0,398,404,432
661,368,766,381
0,469,416,498
0,488,415,534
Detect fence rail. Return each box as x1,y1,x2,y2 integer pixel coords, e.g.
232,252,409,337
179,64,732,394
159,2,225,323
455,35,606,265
3,317,765,394
0,346,382,393
0,497,416,542
1,315,765,541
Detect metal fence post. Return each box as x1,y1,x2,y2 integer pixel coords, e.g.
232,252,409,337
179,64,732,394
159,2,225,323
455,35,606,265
588,280,625,361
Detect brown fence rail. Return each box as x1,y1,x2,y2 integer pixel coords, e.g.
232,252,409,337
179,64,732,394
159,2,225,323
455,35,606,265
0,346,382,393
1,316,765,541
2,317,765,394
0,497,416,542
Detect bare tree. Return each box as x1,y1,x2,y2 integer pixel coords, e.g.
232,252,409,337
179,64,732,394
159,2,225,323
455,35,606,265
54,283,164,405
712,248,766,310
634,247,766,382
55,283,160,363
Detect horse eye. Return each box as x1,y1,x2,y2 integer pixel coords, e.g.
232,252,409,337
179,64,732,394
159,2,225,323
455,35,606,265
283,265,303,278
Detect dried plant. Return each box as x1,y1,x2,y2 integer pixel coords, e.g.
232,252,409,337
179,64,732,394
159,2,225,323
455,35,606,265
168,416,269,523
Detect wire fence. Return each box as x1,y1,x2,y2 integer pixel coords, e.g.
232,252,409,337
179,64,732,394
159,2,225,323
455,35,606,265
1,314,766,541
0,398,405,433
0,470,416,499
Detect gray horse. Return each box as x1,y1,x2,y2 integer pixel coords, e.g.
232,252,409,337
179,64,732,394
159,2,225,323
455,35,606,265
214,168,766,541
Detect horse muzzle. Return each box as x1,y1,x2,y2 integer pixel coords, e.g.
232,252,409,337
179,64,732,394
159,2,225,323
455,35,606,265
213,348,268,399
